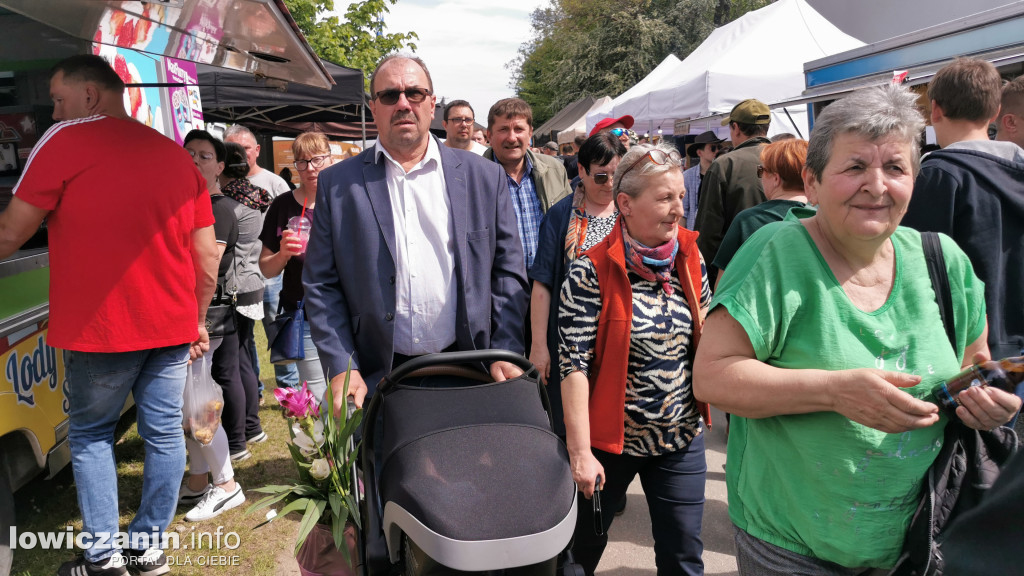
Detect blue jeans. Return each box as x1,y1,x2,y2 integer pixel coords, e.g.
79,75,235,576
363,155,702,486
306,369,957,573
262,274,299,390
572,433,706,576
297,321,327,403
67,345,189,562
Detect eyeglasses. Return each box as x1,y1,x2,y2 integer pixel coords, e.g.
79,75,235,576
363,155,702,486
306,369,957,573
756,165,766,178
295,155,330,171
616,148,682,186
187,149,215,161
447,117,473,125
591,172,611,185
610,128,628,137
373,87,432,105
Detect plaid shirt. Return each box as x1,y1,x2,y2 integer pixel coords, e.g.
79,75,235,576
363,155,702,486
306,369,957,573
683,164,702,230
499,155,544,271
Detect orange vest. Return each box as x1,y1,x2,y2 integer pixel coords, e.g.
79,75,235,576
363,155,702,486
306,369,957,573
585,220,711,454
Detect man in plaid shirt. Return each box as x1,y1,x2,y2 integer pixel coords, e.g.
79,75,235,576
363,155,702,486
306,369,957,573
483,98,571,271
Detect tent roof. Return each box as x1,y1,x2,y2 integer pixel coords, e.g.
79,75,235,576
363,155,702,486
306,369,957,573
197,59,366,125
589,0,863,135
587,54,681,132
556,96,613,145
534,96,597,141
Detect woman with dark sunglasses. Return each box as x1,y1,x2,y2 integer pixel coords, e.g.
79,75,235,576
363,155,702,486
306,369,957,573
557,142,711,575
529,132,627,437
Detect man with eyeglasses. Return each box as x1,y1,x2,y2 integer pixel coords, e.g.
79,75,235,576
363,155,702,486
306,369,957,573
682,130,724,230
443,99,487,155
303,54,530,413
0,54,218,575
694,99,772,279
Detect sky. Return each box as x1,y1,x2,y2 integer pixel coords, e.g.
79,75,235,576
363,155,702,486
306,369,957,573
334,0,549,122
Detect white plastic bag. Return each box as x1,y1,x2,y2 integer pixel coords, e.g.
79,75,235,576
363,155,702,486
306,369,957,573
183,354,224,446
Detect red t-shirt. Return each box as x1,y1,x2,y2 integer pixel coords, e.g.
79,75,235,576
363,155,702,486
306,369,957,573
13,115,214,352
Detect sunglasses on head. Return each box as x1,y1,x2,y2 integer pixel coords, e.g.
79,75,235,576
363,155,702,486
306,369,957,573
373,87,432,105
616,148,682,184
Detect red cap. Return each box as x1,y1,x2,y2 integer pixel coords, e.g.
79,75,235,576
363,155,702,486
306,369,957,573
589,115,635,137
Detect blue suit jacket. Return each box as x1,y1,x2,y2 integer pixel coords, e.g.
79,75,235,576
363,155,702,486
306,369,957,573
302,137,529,392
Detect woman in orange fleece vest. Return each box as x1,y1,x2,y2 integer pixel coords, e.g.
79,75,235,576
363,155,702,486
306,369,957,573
557,142,712,576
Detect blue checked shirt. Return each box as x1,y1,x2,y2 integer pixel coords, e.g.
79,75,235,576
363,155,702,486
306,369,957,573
498,155,544,271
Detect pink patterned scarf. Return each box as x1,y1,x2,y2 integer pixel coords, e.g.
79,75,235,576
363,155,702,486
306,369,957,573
621,222,678,295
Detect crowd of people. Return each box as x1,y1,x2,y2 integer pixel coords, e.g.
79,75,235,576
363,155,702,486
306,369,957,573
0,50,1022,576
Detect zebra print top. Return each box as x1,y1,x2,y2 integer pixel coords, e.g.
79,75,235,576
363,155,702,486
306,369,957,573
557,254,711,456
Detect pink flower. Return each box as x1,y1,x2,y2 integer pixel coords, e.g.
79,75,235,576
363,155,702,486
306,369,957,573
273,382,321,419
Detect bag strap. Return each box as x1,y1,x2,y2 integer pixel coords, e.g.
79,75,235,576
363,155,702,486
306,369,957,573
922,232,956,353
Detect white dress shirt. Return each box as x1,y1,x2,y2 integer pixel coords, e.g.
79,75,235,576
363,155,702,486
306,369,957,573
375,138,458,355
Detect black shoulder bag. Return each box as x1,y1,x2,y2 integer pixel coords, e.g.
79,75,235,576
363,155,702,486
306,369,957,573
889,232,1018,576
205,284,237,338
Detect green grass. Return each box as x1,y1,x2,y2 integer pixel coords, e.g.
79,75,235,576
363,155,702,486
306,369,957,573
10,324,305,575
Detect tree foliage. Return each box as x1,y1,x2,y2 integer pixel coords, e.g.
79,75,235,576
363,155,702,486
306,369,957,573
283,0,417,89
510,0,774,126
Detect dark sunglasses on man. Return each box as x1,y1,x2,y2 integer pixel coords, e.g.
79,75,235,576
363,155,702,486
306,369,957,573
373,87,432,105
609,128,628,137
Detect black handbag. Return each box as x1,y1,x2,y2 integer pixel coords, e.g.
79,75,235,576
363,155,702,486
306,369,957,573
205,285,236,338
266,299,305,365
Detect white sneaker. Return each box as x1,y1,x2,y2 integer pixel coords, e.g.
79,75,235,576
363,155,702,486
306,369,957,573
184,484,245,522
178,483,211,506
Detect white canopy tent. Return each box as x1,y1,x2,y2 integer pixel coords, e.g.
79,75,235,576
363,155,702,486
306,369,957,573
556,96,614,145
587,0,863,138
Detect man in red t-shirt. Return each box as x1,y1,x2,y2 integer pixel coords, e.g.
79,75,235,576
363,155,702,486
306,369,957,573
0,54,219,576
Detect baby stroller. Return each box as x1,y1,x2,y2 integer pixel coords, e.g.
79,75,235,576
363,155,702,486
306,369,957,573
356,350,582,576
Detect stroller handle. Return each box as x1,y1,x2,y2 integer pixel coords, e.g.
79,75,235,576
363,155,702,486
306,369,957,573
380,349,536,393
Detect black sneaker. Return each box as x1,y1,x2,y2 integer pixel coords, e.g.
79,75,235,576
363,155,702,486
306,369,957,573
57,553,128,576
124,548,169,576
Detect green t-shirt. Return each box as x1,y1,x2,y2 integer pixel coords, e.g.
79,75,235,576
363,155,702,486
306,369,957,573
711,216,986,569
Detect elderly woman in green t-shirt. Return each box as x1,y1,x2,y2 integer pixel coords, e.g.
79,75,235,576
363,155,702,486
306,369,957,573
693,84,1021,573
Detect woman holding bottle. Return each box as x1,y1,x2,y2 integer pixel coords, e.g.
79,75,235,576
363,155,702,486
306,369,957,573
693,85,1021,574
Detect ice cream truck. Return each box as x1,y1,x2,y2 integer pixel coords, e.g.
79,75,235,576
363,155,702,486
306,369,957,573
0,0,331,570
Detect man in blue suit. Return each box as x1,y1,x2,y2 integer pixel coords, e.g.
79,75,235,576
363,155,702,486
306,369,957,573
303,54,529,413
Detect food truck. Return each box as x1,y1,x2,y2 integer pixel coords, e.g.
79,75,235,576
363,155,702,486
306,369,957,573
773,2,1024,132
0,0,331,568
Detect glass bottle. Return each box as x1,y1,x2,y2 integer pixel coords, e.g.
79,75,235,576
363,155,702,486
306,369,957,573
932,356,1024,417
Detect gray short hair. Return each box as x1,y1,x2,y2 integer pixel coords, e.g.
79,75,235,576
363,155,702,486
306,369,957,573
613,141,682,200
224,124,256,143
806,84,925,180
